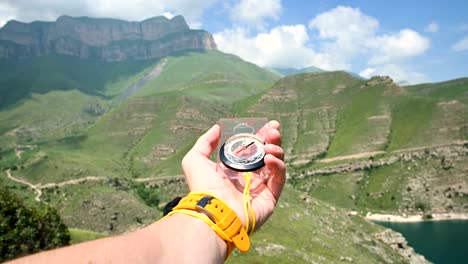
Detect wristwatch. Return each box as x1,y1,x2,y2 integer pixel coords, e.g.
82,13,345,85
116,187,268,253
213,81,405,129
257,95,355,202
169,192,250,253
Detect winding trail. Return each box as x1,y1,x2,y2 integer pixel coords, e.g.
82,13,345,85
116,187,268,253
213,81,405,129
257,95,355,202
3,169,184,203
133,175,184,182
39,176,106,189
4,170,106,202
317,151,385,163
5,169,43,202
316,140,468,163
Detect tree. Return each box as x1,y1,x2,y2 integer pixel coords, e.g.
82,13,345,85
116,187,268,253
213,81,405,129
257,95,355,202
0,185,70,261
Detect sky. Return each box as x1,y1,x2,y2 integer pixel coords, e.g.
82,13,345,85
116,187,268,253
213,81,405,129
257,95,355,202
0,0,467,84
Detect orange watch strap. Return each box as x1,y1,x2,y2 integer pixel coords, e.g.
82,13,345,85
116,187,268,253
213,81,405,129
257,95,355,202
173,192,251,252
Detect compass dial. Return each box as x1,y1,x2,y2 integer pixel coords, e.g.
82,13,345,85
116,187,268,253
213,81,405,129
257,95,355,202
219,133,266,172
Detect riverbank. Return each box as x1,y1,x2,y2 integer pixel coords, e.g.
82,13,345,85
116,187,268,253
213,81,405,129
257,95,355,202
366,212,468,222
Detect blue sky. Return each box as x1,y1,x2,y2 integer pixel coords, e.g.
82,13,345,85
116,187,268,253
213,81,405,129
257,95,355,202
1,0,467,84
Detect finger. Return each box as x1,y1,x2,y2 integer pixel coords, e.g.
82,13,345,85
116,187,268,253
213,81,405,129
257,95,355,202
268,120,280,130
267,128,281,146
257,120,279,140
264,154,286,201
264,144,284,161
190,124,221,158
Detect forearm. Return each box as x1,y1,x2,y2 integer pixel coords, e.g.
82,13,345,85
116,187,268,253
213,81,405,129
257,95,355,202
10,214,227,264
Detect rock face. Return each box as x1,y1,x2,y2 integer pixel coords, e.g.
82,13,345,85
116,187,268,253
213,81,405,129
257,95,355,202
0,15,217,61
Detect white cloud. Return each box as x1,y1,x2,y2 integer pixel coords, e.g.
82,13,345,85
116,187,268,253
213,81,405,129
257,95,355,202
162,12,175,19
367,29,430,64
359,68,376,79
360,65,428,84
308,6,429,65
0,2,16,27
309,6,378,43
452,36,468,51
0,0,218,28
216,5,429,82
306,6,429,83
215,25,310,68
214,25,347,70
230,0,282,28
425,21,439,33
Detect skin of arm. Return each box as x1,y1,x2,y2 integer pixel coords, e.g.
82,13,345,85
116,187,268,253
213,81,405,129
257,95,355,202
9,121,285,264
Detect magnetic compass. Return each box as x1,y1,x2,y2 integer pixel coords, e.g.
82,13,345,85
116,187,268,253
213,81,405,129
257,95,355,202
219,133,266,172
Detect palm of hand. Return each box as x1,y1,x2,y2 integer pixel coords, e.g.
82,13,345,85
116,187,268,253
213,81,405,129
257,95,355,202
182,121,285,231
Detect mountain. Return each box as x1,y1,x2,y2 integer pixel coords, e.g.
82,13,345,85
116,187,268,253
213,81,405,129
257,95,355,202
0,15,216,61
267,66,324,77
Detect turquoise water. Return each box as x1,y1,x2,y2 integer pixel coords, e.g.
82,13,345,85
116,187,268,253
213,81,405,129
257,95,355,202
377,220,468,264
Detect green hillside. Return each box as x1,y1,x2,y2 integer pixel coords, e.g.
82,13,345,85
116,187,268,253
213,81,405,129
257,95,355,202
0,55,155,109
1,49,466,262
228,185,422,263
0,55,156,151
0,50,280,233
247,73,467,218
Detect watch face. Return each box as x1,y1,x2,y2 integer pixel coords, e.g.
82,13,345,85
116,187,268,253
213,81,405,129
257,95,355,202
219,133,265,172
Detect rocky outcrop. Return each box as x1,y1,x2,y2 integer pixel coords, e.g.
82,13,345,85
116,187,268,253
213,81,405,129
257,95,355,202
374,229,428,264
0,15,217,61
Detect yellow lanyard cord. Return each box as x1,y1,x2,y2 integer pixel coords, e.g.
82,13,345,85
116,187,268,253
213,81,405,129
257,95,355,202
243,172,256,235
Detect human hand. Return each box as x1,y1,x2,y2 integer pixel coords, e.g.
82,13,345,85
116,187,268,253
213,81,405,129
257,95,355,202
181,120,285,231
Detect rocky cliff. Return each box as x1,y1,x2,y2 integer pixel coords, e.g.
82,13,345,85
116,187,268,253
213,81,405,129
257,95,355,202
0,15,217,61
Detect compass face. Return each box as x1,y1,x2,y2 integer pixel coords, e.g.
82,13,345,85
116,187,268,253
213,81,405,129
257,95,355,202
219,133,266,172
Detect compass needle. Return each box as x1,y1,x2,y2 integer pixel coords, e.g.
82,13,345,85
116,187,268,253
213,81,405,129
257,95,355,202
234,141,255,155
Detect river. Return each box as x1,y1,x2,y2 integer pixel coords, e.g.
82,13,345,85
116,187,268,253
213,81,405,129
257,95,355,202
376,220,468,264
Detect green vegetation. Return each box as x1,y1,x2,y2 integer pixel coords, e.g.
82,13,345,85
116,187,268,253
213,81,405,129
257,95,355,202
0,185,70,262
69,228,107,244
137,50,279,101
228,185,411,263
134,182,161,208
387,96,436,150
327,82,388,157
0,54,155,109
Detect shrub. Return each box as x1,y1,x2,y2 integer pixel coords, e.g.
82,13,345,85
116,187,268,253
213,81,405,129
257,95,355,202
0,185,70,261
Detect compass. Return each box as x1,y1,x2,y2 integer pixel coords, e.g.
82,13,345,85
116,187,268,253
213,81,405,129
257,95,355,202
219,133,266,172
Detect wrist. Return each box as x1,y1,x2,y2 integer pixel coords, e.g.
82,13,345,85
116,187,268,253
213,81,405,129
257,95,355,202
148,213,227,263
172,213,228,258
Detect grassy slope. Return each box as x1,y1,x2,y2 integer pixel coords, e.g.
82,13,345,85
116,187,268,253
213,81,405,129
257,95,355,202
0,50,280,234
137,50,279,101
80,50,279,179
64,185,412,263
0,55,155,150
282,76,468,215
228,185,411,263
69,228,107,244
0,55,155,108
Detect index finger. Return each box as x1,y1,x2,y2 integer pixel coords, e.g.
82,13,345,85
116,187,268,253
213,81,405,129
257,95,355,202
257,120,281,142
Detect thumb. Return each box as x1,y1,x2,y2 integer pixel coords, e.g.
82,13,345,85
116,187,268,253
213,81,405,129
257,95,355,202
190,124,221,158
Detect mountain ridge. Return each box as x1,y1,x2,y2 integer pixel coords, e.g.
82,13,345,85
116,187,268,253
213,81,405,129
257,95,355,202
0,15,216,61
